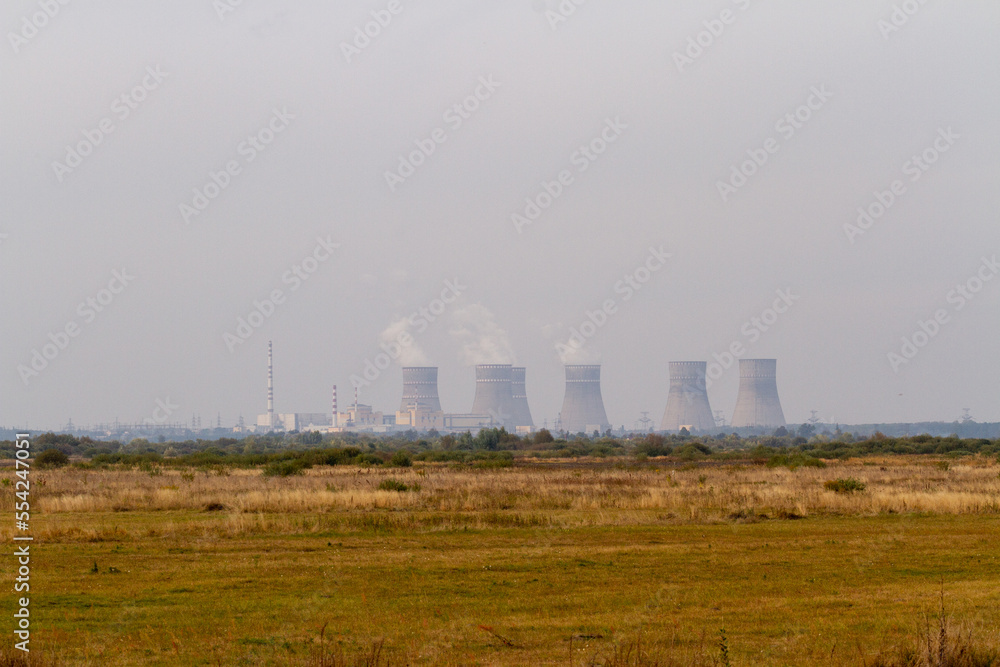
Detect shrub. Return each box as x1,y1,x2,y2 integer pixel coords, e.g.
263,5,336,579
533,429,555,444
378,479,409,492
824,477,866,493
35,448,69,468
389,451,412,467
262,460,307,477
636,434,671,458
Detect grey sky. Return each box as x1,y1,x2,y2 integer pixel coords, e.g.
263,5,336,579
2,0,998,430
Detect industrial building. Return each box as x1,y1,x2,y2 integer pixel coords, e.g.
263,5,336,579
558,364,611,434
660,361,715,432
252,341,795,435
510,367,534,430
730,358,786,428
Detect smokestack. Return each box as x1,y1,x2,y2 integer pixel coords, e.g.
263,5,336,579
660,361,715,432
267,340,274,428
399,367,442,413
471,364,514,428
332,385,338,428
731,358,786,428
558,364,610,434
509,367,534,428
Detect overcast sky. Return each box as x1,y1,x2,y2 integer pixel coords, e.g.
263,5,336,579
2,1,998,431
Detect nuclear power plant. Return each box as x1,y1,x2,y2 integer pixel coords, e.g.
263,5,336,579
253,342,793,435
470,364,516,428
660,361,715,432
510,367,534,428
399,367,442,413
730,359,786,428
559,364,611,434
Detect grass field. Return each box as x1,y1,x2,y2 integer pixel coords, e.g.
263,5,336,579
4,457,1000,665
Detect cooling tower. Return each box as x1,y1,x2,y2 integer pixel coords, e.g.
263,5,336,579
399,367,443,413
509,367,534,428
558,364,611,434
730,359,786,428
470,364,515,428
660,361,715,432
266,340,274,428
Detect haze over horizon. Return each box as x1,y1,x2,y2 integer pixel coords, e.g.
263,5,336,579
3,1,999,430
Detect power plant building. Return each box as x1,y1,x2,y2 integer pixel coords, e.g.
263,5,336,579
509,366,534,429
660,361,715,432
730,358,786,428
558,364,611,434
470,364,517,429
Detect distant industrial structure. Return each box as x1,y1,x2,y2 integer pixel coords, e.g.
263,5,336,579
558,364,611,434
250,342,793,435
510,367,534,429
660,361,714,432
730,359,786,428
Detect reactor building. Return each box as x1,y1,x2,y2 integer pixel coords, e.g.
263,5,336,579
660,361,715,432
558,364,611,434
730,358,786,428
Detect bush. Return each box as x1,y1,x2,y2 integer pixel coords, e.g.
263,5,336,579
824,477,866,493
262,460,307,477
636,434,671,458
35,448,69,468
378,479,409,492
533,429,554,445
389,450,412,467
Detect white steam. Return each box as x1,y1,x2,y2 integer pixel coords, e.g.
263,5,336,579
449,303,516,365
379,316,430,366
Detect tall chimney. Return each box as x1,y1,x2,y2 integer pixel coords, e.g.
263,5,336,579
509,367,534,428
267,340,274,429
332,385,338,428
730,358,786,428
471,364,514,428
399,367,442,413
558,364,610,434
660,361,715,432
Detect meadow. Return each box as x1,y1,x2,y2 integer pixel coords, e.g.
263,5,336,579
3,456,1000,665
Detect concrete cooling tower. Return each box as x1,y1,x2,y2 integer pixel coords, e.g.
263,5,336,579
399,367,442,413
509,367,534,428
471,364,515,428
558,364,611,434
660,361,715,432
730,358,786,428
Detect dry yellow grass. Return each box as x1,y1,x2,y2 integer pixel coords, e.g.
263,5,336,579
3,456,999,665
4,457,998,543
